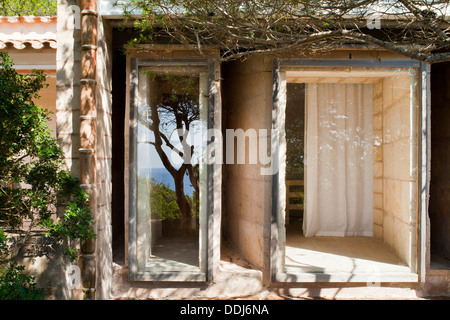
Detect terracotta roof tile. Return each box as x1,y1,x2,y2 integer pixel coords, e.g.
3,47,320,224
0,16,57,24
0,16,56,50
0,39,57,49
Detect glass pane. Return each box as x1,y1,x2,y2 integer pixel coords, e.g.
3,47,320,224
136,69,204,271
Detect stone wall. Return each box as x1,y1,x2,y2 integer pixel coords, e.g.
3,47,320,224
56,0,81,179
55,0,113,299
55,0,83,299
373,79,384,241
222,55,273,271
377,72,418,268
95,16,113,300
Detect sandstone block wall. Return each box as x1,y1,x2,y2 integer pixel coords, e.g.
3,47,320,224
222,55,273,270
375,72,419,268
95,16,113,300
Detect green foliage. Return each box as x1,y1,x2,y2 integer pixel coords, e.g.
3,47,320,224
187,190,199,218
42,171,95,241
0,0,57,16
285,84,305,180
1,51,95,262
0,263,44,300
149,178,182,220
144,178,199,220
41,171,96,262
0,230,8,260
0,52,94,298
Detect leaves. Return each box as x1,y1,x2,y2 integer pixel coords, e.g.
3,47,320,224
0,264,44,300
148,178,182,219
0,52,94,264
143,178,199,220
0,0,56,16
0,230,9,260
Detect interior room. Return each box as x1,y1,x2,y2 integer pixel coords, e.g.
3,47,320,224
280,67,420,282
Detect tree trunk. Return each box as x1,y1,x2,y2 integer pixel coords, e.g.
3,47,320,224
174,171,191,220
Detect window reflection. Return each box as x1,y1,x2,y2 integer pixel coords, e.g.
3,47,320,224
137,70,204,270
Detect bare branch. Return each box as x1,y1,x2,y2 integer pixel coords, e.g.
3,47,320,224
118,0,450,63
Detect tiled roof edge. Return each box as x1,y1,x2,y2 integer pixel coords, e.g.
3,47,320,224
0,39,57,50
0,16,57,24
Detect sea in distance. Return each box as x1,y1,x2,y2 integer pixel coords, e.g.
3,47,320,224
138,167,195,196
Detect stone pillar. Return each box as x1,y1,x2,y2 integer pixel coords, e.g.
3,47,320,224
79,0,98,300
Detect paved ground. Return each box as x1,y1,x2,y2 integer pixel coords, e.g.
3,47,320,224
112,238,449,300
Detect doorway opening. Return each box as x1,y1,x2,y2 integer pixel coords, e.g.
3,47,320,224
429,61,450,271
276,65,421,282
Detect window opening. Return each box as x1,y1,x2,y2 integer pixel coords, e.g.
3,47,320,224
279,67,420,282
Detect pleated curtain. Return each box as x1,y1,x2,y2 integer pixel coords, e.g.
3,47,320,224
303,83,374,237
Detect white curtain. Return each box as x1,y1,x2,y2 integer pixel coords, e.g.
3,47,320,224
303,83,374,237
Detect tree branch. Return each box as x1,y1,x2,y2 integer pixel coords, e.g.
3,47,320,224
120,0,450,63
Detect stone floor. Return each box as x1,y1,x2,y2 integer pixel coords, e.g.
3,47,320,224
148,235,200,272
110,226,449,299
283,221,418,282
135,224,419,280
430,250,450,270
